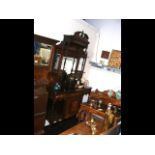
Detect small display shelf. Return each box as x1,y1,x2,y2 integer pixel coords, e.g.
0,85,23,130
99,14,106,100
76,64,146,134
89,61,121,74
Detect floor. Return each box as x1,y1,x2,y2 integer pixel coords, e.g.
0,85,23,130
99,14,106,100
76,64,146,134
44,116,78,135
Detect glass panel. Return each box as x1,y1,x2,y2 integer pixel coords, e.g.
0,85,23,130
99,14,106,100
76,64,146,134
61,57,74,74
34,41,53,66
53,53,61,70
78,58,84,71
72,58,77,72
61,56,66,70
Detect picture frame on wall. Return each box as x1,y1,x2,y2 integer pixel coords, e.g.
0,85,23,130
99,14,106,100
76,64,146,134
101,50,110,59
108,50,121,69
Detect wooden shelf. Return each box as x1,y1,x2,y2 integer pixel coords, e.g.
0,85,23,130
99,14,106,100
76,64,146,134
90,92,121,107
89,61,121,74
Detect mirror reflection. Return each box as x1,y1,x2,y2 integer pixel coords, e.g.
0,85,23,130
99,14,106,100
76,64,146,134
61,57,77,74
53,53,61,70
34,41,53,66
78,58,84,71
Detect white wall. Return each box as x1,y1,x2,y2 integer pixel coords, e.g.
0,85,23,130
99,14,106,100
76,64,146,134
88,67,121,91
84,19,121,91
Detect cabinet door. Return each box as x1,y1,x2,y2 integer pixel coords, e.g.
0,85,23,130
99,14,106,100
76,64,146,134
52,100,65,124
64,93,82,119
47,95,65,124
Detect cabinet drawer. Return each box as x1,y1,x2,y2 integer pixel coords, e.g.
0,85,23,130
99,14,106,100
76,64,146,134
34,114,45,133
34,94,48,114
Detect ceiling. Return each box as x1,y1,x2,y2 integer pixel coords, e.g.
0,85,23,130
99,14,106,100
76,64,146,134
83,19,121,30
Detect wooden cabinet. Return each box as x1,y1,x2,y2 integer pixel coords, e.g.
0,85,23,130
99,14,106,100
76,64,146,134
46,87,91,125
44,31,91,128
34,34,59,134
34,81,48,134
52,31,89,89
34,34,59,81
63,92,82,119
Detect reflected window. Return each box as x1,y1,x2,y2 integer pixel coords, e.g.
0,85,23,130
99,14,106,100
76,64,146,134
53,53,61,70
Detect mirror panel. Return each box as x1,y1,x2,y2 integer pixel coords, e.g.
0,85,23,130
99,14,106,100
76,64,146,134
61,57,76,74
34,41,53,66
78,58,84,71
53,53,61,70
72,58,77,72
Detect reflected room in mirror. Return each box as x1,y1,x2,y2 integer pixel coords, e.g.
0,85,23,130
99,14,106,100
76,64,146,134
61,57,77,74
34,34,59,80
34,42,53,66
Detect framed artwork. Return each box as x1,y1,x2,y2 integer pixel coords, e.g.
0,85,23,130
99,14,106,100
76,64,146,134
108,50,121,68
101,50,110,59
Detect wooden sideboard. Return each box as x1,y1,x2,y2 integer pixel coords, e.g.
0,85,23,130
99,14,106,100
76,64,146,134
46,87,92,125
59,122,121,135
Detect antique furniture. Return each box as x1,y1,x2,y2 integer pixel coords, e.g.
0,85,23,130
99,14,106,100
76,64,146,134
59,104,121,135
47,87,91,125
59,122,121,135
90,89,121,107
46,31,92,126
34,34,59,81
34,34,59,134
52,31,89,80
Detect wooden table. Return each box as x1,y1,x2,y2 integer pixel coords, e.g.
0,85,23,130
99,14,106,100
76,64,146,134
59,121,121,135
59,104,121,135
59,105,105,135
59,122,104,135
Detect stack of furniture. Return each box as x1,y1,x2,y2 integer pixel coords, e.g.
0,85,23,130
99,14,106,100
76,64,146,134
34,34,59,134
